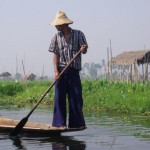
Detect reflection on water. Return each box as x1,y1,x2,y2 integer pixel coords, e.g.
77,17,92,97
0,108,150,150
10,136,86,150
11,136,27,150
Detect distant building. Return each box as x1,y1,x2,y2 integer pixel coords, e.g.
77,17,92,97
0,72,11,80
111,50,150,82
26,73,36,81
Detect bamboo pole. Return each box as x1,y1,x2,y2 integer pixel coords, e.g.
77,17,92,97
142,64,144,81
134,62,138,82
16,55,18,74
22,60,27,88
130,64,133,82
41,65,44,79
144,55,147,81
107,47,110,80
110,39,112,80
145,52,149,80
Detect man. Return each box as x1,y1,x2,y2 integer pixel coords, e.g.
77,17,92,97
48,11,88,129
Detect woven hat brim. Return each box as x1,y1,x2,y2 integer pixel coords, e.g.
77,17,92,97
51,18,73,25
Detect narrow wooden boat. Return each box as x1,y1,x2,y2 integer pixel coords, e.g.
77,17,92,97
0,118,86,137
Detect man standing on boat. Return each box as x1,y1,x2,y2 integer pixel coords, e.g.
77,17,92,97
48,11,88,129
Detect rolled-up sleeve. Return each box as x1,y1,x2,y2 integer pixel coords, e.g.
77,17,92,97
48,35,59,55
79,31,88,46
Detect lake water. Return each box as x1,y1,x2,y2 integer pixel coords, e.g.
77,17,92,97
0,108,150,150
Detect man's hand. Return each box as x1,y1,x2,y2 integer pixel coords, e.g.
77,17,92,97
80,45,88,54
53,53,60,80
54,70,59,80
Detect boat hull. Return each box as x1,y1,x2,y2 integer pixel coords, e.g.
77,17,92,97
0,118,86,137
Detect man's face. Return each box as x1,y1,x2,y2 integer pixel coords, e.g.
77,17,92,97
55,25,64,31
55,24,68,31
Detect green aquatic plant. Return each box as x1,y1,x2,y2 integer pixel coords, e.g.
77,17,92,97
0,81,24,96
0,80,150,115
82,80,150,114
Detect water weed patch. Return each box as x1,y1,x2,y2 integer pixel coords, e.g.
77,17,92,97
0,80,150,115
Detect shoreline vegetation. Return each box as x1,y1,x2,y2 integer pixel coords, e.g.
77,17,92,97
0,80,150,116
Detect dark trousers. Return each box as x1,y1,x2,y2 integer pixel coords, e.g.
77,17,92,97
52,67,85,128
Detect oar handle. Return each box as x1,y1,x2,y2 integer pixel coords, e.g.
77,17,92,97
27,49,82,118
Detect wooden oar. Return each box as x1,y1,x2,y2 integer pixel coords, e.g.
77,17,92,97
9,49,82,136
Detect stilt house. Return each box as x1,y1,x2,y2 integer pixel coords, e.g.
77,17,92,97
111,50,150,82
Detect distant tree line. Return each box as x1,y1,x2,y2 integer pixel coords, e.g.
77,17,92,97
1,58,124,81
80,59,121,80
80,59,107,79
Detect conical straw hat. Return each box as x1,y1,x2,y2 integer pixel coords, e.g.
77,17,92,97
51,11,73,25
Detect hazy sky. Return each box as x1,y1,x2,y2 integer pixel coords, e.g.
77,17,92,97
0,0,150,77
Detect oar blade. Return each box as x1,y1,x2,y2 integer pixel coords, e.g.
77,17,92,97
9,117,28,136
